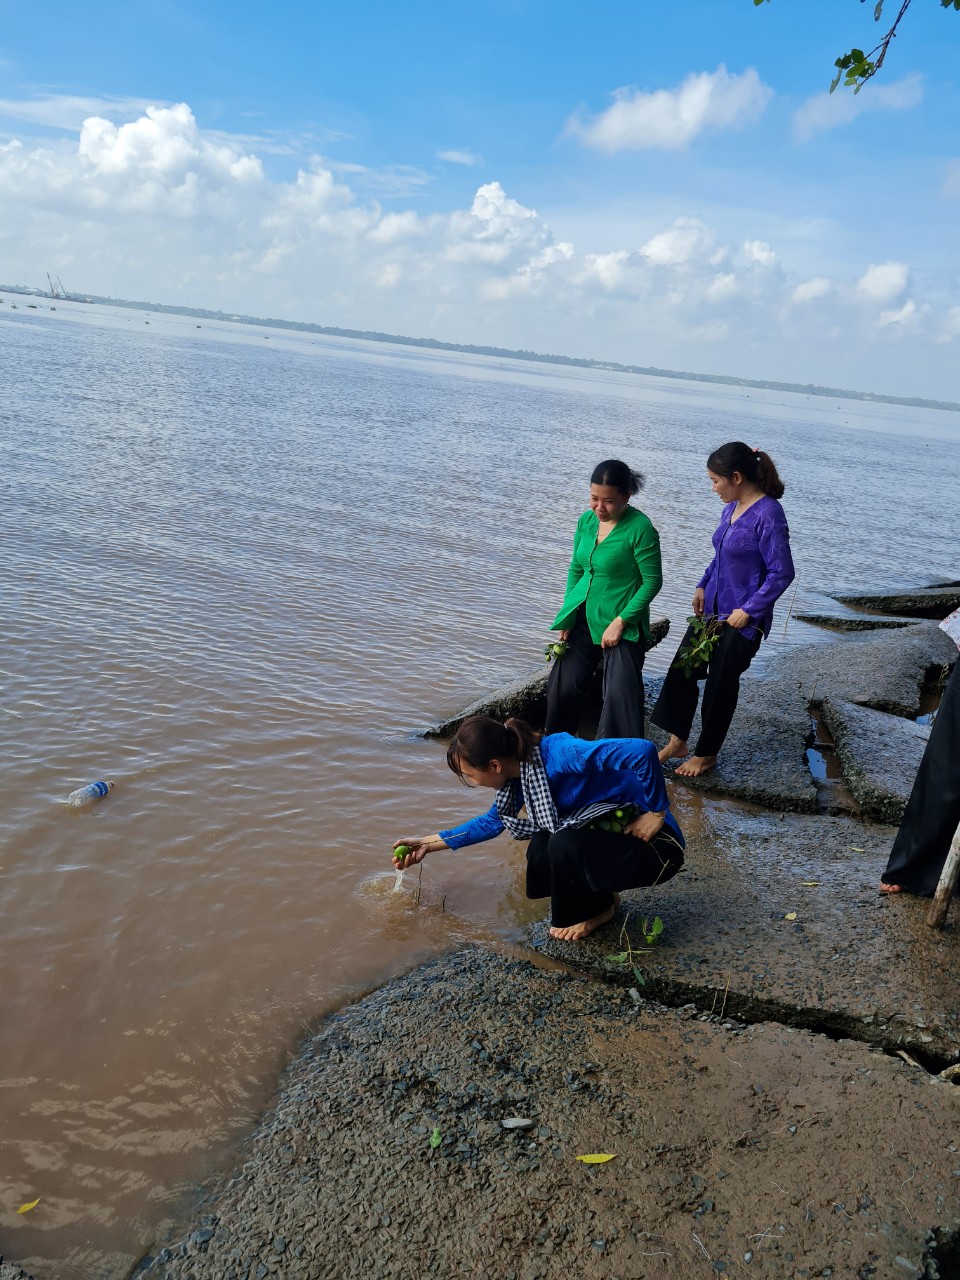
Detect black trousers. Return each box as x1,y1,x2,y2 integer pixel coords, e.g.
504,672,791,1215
526,825,684,927
544,609,647,739
651,620,761,758
882,659,960,897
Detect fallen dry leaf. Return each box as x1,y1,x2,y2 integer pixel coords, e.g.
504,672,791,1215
784,912,798,921
575,1153,616,1164
17,1198,40,1214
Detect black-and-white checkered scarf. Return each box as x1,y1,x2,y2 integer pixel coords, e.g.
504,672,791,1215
494,743,616,839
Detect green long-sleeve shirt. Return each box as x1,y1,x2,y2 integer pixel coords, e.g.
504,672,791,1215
550,505,663,645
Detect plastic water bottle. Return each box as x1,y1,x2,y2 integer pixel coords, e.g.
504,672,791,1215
66,780,114,807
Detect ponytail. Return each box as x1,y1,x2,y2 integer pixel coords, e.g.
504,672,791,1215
446,716,537,782
707,441,784,499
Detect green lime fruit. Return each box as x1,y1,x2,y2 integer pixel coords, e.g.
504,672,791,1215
394,843,412,860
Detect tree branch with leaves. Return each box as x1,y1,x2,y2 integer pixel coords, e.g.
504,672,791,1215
754,0,960,93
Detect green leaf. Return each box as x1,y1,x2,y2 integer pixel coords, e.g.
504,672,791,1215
604,951,629,965
429,1126,442,1148
874,1,884,19
631,964,646,986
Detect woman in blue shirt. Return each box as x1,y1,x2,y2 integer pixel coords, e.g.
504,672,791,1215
393,716,684,942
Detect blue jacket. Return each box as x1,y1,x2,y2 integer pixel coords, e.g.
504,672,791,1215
439,733,683,849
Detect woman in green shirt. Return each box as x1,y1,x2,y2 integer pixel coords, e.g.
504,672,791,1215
545,459,663,740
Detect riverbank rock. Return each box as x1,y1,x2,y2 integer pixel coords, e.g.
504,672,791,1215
819,697,930,824
423,617,669,739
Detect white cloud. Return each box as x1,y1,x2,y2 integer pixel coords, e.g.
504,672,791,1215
793,73,923,142
640,217,720,267
436,148,484,166
0,100,953,399
938,307,960,342
322,158,432,197
856,261,909,305
0,92,161,131
567,66,772,153
791,276,832,304
876,299,925,331
743,239,777,267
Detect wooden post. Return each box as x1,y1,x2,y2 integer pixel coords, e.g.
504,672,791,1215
927,821,960,930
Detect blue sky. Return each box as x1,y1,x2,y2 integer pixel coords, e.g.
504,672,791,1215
1,0,958,397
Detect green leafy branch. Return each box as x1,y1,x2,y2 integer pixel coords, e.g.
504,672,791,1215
673,615,723,679
754,0,959,93
605,912,664,987
544,639,570,663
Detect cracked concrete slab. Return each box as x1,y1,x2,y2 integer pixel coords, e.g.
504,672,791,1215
533,804,960,1064
652,622,955,815
819,698,931,824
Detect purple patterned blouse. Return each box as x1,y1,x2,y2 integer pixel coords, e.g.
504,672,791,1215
697,495,795,639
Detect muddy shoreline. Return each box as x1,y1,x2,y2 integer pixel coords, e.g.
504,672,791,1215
5,591,960,1280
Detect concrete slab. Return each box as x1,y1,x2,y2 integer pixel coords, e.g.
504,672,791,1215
134,949,960,1280
534,805,960,1063
819,698,930,824
832,587,960,619
794,613,919,632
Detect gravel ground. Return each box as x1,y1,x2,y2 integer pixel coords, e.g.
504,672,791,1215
133,948,960,1280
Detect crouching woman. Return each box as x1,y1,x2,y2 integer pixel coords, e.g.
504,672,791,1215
394,716,684,942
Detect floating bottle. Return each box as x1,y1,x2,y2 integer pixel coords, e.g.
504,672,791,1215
66,780,114,808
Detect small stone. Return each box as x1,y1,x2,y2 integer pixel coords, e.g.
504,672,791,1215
743,1251,753,1263
501,1117,534,1130
272,1237,286,1254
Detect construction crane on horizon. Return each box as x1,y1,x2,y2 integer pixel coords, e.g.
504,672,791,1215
46,272,59,299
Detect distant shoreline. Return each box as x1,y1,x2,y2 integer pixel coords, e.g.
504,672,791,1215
3,280,958,414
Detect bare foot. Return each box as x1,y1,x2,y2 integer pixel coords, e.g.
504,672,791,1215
674,754,717,777
549,895,620,943
879,882,905,894
658,735,688,764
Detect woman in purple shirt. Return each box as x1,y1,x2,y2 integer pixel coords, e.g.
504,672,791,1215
652,442,795,777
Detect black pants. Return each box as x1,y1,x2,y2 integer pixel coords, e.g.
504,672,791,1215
526,825,684,927
882,660,960,897
651,620,761,758
544,609,647,739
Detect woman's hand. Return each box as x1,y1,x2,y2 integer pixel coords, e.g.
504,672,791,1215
692,587,705,617
392,836,448,869
726,608,751,630
558,628,570,642
601,616,625,649
625,810,665,843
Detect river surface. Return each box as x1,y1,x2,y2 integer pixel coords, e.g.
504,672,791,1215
1,297,958,1279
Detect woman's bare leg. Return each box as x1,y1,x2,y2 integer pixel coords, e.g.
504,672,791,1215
658,734,688,764
675,753,717,777
549,894,620,942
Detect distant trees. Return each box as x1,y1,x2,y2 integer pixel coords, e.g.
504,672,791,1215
754,0,960,92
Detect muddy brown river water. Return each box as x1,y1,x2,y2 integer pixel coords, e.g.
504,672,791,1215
1,299,959,1278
